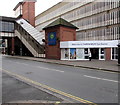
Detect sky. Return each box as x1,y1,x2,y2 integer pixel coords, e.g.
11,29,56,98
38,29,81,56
0,0,62,17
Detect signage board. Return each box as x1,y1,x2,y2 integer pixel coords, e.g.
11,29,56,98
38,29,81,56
60,40,118,48
48,32,56,45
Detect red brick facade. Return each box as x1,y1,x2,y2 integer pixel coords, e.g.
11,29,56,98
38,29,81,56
45,26,76,60
22,2,35,27
105,48,111,60
59,26,76,41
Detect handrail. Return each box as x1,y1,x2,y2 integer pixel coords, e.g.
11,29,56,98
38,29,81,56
15,22,44,54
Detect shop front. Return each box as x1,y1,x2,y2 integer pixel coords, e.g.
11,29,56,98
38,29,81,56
60,40,118,61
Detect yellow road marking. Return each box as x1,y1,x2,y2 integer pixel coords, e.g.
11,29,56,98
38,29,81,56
2,69,98,105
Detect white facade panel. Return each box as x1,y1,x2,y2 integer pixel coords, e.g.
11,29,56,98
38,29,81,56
60,40,119,48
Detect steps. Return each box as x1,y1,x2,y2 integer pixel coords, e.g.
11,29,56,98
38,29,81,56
16,18,44,44
15,18,45,57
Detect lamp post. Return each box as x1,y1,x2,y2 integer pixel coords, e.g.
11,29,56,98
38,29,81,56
118,43,120,65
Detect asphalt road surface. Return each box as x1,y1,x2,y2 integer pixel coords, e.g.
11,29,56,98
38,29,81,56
2,56,120,104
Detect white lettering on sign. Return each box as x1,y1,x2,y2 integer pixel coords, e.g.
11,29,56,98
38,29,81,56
60,40,118,48
72,43,108,46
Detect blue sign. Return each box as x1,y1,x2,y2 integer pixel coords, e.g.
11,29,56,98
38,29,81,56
48,32,56,45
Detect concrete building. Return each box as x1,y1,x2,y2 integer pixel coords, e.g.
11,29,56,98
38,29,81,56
35,0,120,60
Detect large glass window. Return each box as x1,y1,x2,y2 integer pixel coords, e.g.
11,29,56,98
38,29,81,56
61,48,69,60
112,48,118,60
9,22,14,32
76,49,84,59
4,22,9,32
0,21,2,32
99,48,105,60
84,48,89,59
1,21,14,32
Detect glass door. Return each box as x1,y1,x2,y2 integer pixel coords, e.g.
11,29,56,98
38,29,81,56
111,48,118,60
99,48,105,60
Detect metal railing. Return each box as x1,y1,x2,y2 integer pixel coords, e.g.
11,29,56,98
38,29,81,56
15,22,45,57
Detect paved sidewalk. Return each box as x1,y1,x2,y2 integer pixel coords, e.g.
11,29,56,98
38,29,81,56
2,72,63,103
4,55,120,73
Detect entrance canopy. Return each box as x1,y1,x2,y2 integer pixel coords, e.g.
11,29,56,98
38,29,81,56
60,40,119,48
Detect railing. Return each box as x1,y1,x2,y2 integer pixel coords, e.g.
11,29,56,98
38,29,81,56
15,22,45,57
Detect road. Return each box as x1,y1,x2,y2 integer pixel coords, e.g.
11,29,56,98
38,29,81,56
2,56,119,104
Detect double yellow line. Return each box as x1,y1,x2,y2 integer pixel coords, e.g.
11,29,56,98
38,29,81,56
2,69,98,105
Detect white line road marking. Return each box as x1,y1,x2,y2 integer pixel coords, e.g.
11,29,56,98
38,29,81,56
16,62,29,66
84,75,118,83
8,60,29,66
6,60,64,73
37,66,64,73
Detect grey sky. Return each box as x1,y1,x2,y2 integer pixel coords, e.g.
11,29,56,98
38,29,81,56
0,0,62,17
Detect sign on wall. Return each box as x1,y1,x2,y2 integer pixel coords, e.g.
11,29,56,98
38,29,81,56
48,32,56,45
70,48,76,59
60,40,118,48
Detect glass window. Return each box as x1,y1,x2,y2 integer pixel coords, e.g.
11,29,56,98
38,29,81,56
9,23,14,32
101,48,104,54
101,55,105,59
85,56,89,59
4,22,9,32
2,21,5,31
84,48,89,59
112,48,118,60
1,21,14,32
0,21,2,32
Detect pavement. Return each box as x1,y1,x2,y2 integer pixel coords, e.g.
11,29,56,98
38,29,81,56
4,55,120,73
2,73,63,104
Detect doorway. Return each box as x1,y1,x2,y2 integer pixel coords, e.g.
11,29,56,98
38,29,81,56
90,48,99,59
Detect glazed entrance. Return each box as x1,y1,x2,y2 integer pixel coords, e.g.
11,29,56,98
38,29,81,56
90,48,99,59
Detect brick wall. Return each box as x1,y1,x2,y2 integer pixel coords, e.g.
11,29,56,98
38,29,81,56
45,26,76,60
60,26,76,41
105,48,111,60
22,2,35,27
